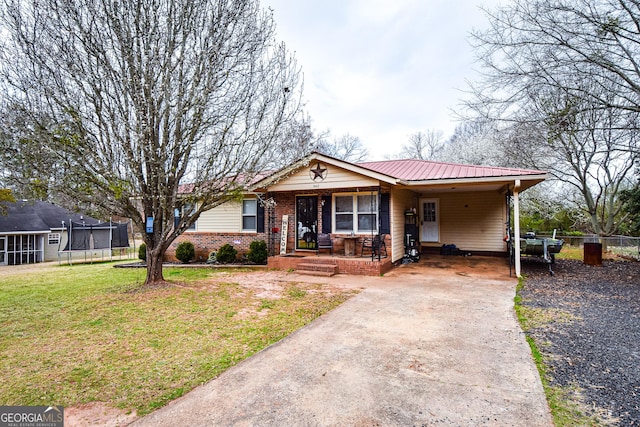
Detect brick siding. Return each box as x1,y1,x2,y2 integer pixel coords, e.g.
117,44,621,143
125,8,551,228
167,232,268,262
268,254,394,276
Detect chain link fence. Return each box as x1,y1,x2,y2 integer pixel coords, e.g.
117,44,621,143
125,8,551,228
536,234,640,260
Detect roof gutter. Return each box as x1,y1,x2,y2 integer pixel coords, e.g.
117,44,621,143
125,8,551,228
405,173,547,187
0,230,51,235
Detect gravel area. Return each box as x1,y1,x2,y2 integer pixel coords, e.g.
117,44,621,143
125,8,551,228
520,258,640,426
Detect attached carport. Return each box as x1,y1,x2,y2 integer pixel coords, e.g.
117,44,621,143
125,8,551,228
379,163,546,277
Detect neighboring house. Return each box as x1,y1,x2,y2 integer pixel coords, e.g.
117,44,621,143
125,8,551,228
170,152,546,276
0,200,130,266
0,200,99,265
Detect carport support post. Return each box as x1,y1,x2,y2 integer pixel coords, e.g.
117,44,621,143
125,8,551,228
513,180,522,277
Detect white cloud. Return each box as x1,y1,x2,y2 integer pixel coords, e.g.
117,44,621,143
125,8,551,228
264,0,499,160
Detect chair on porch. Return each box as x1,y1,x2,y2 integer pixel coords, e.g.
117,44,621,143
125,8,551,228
361,234,387,258
317,233,333,255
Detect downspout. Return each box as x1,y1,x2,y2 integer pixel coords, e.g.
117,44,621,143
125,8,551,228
513,180,522,277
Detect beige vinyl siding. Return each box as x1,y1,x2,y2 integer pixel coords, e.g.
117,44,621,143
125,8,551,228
427,191,506,252
195,201,243,232
268,164,378,191
44,233,61,261
391,188,415,262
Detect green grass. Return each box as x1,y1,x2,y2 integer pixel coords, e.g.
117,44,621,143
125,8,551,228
556,245,584,260
515,277,604,426
0,263,356,415
556,244,635,261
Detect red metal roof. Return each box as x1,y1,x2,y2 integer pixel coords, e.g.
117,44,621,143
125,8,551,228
357,159,545,181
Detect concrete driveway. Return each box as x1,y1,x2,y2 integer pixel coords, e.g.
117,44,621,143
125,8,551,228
132,257,552,426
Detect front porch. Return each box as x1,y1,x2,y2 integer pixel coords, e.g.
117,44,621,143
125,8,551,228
268,252,394,276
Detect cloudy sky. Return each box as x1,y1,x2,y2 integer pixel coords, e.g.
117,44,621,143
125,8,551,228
262,0,500,160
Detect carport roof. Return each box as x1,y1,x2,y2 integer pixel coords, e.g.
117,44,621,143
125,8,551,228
358,159,545,182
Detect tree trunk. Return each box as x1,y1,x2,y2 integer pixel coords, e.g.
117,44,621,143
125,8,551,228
145,247,166,285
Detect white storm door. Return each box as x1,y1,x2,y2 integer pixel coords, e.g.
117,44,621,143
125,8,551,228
420,199,439,242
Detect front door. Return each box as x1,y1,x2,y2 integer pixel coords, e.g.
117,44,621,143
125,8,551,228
420,198,439,242
296,196,318,250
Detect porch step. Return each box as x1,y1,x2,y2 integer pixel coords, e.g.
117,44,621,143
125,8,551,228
296,262,338,277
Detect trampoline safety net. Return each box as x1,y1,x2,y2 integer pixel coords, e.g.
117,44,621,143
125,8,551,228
62,220,130,251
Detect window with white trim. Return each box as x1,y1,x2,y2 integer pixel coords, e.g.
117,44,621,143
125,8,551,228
333,193,378,233
48,233,61,245
242,199,257,231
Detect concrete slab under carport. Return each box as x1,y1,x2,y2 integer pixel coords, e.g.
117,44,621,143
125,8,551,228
132,256,551,427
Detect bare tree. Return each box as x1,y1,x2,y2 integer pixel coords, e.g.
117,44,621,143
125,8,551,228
502,84,639,235
0,104,63,201
262,117,367,168
388,130,444,160
469,0,640,121
262,114,330,169
317,133,369,163
466,0,640,235
439,121,509,166
0,0,301,285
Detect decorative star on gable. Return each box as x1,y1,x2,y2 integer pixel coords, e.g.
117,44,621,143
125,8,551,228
309,162,328,181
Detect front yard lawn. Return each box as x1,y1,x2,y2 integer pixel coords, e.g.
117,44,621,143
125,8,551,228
0,263,355,415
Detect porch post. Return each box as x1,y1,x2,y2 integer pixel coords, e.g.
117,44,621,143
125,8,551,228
513,180,522,277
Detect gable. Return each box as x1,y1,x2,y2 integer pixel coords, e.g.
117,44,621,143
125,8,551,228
267,162,379,192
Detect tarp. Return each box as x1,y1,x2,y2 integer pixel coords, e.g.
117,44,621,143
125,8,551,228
62,220,130,251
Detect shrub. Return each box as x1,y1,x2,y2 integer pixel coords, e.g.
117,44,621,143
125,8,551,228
216,244,237,264
138,243,146,261
247,240,268,264
175,241,195,263
206,251,217,264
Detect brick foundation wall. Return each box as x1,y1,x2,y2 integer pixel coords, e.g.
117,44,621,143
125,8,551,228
167,232,268,262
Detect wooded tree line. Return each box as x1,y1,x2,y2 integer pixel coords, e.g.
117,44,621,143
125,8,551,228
1,0,640,285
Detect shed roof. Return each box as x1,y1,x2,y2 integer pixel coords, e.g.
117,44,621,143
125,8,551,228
0,200,98,233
